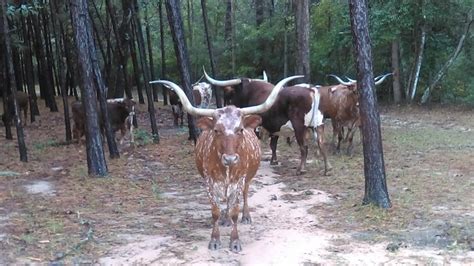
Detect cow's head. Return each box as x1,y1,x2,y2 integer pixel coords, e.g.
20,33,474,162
150,75,303,166
197,107,261,166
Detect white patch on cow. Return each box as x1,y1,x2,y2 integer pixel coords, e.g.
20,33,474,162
193,82,212,108
215,108,241,136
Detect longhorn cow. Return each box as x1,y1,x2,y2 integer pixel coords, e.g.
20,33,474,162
321,73,392,154
150,75,301,252
205,70,329,175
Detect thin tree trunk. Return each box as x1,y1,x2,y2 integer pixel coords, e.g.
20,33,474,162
349,0,391,208
133,0,159,142
224,0,235,75
283,0,290,77
21,15,40,120
159,0,168,105
1,0,28,161
70,0,108,176
129,23,145,104
391,40,402,103
105,0,132,99
165,0,198,142
200,0,221,107
420,9,473,104
144,7,158,102
410,26,426,101
295,0,310,83
1,44,12,139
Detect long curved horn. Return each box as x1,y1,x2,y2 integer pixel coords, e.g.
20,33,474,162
241,75,303,115
328,74,354,85
345,76,356,83
374,73,393,85
262,70,268,82
149,80,215,117
203,67,241,87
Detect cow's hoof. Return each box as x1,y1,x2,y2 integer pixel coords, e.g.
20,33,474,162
229,239,242,253
270,161,279,166
241,215,252,224
208,239,222,250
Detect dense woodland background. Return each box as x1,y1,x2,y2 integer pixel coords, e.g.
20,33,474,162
0,0,473,108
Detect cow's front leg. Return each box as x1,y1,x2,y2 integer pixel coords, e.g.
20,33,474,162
208,203,222,250
229,204,242,252
241,179,252,224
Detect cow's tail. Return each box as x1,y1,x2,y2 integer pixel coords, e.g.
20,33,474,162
309,87,322,142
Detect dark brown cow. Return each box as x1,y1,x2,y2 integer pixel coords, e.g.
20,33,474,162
165,83,211,127
205,71,329,175
1,91,29,126
71,98,136,144
151,76,300,252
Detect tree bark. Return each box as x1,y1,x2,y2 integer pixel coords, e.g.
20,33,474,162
391,40,402,103
70,0,108,176
349,0,391,208
129,24,145,104
133,0,159,143
20,15,40,121
420,9,473,104
158,0,168,105
105,0,132,99
410,25,426,102
1,0,28,162
224,0,235,75
144,6,158,102
200,0,221,107
51,0,72,142
295,0,310,83
165,0,198,142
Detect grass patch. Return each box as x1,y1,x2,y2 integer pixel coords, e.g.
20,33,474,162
133,128,153,146
33,139,60,151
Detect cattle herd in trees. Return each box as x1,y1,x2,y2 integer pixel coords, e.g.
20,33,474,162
1,0,393,252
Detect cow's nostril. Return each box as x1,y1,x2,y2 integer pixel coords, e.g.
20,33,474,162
222,154,240,166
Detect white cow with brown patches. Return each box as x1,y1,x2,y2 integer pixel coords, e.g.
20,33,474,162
150,75,302,252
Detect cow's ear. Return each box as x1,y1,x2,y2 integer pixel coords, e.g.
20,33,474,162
243,115,262,129
197,117,214,130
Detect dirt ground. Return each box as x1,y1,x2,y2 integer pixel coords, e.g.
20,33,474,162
0,97,473,265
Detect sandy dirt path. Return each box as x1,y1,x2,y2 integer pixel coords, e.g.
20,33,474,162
98,158,473,265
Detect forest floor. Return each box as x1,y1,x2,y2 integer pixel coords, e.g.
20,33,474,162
0,97,473,265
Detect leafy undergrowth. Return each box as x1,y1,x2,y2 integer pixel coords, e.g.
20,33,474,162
1,99,473,263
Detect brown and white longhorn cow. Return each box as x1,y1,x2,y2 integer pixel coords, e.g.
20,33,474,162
205,70,329,175
320,73,392,155
150,76,301,252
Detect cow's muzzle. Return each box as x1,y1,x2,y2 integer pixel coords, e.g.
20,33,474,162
222,154,240,166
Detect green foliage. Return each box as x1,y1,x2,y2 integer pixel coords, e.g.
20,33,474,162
4,0,473,104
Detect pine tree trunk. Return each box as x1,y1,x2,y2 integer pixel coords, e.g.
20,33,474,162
349,0,391,208
20,15,40,120
165,0,198,142
144,7,158,102
391,40,402,103
129,24,145,104
133,0,159,142
70,0,108,176
200,0,221,107
1,0,28,162
159,0,168,105
295,0,310,83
